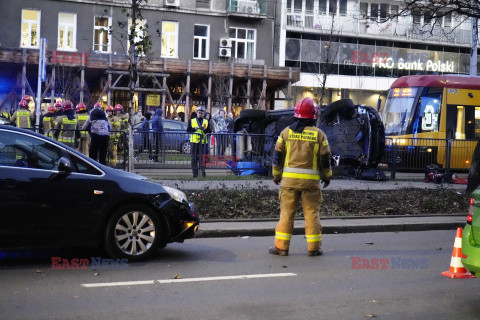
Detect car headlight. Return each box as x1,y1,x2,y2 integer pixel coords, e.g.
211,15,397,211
163,186,188,203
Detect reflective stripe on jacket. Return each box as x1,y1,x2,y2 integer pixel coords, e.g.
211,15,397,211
14,110,31,128
56,116,78,143
190,118,208,143
273,126,332,189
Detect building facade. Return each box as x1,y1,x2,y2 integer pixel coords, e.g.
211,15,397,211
0,0,299,120
274,0,478,109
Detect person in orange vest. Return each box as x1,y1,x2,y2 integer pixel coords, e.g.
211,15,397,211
10,100,33,129
76,102,90,155
187,106,211,178
54,101,78,148
41,105,56,136
270,97,332,257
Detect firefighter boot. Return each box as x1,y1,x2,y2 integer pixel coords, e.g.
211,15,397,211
269,247,288,256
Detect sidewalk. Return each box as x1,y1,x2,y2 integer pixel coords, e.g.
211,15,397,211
196,215,467,238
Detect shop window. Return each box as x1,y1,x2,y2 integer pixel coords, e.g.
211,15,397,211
21,9,40,48
58,13,76,51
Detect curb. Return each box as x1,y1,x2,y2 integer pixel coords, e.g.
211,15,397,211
195,222,464,238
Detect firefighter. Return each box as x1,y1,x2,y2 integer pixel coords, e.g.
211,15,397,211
53,100,64,117
54,101,78,148
93,102,102,109
1,107,11,122
269,97,332,257
106,105,121,167
11,100,33,129
76,102,90,155
41,105,56,137
187,106,211,178
114,104,127,156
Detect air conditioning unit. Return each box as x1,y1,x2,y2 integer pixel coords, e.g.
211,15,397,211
165,0,180,8
219,38,232,48
238,0,259,14
219,47,231,58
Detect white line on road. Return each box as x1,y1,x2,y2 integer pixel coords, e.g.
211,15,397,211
82,272,297,288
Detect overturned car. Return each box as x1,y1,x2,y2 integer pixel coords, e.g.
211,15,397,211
232,99,386,179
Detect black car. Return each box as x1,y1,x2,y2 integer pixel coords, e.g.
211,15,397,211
0,125,198,261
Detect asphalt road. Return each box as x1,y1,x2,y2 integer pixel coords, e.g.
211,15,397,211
1,231,479,320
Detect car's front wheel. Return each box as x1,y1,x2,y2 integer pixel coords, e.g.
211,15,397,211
105,204,165,261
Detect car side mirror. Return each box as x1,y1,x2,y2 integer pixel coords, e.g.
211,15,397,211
58,157,73,174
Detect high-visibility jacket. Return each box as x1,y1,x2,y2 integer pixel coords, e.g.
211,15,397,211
42,114,55,136
1,110,11,121
77,113,89,137
272,126,332,189
108,115,122,140
55,115,78,144
190,118,208,143
121,113,130,132
11,109,32,129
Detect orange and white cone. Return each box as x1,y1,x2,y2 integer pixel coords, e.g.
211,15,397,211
441,228,475,279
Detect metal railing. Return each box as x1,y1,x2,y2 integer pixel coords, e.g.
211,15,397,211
383,137,477,179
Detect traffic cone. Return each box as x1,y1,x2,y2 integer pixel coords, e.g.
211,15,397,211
441,228,475,279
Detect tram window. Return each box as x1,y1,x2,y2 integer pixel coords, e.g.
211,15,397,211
475,107,480,139
453,106,475,139
418,96,440,133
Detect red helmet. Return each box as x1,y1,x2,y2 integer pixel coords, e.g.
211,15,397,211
94,102,102,109
63,101,74,111
76,103,86,112
47,105,56,113
19,100,28,108
23,95,32,102
114,104,123,112
294,97,318,120
106,105,114,112
54,101,63,108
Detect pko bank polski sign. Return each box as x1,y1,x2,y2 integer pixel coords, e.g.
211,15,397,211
371,57,455,72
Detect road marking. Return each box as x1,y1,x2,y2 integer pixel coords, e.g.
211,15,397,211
82,272,297,288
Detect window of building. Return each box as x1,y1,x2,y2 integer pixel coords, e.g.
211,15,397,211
193,24,209,60
443,12,452,27
370,3,378,21
339,0,347,16
229,27,256,60
161,21,178,58
391,5,398,22
328,0,337,15
196,0,210,9
93,16,111,52
21,9,40,48
360,2,368,19
379,3,388,22
412,10,421,25
128,19,147,54
58,13,76,51
306,0,314,14
294,0,302,13
318,0,327,14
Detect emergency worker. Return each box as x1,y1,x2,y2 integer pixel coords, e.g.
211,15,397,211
41,105,56,136
114,104,127,155
270,97,332,257
76,102,90,155
187,106,211,178
93,102,102,109
54,101,78,147
1,107,11,122
53,100,64,117
11,100,33,129
106,105,121,167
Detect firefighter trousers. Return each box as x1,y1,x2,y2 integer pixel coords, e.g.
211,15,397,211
274,186,323,252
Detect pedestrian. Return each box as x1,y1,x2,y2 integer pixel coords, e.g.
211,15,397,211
187,106,211,178
213,109,229,156
269,97,332,257
54,101,78,148
151,108,164,162
132,110,144,127
82,107,111,165
10,100,33,129
140,112,152,158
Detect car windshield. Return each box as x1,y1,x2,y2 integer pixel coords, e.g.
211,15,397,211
382,87,419,135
